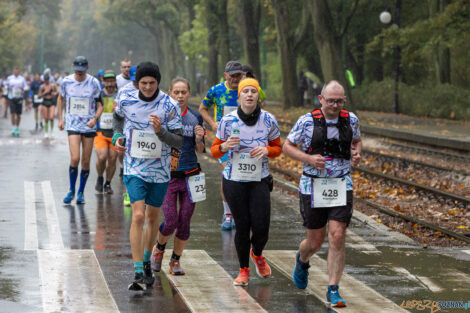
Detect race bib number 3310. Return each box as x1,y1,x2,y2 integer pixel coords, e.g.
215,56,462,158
231,153,262,181
130,130,162,159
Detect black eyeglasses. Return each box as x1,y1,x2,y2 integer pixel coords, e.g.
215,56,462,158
322,97,346,105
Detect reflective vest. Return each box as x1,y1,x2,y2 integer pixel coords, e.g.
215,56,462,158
306,109,352,160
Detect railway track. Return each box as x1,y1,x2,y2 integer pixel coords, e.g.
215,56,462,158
269,165,470,244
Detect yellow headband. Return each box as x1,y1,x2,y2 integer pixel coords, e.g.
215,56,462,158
238,78,260,97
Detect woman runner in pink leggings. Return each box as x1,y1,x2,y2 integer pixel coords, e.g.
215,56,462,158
150,77,206,275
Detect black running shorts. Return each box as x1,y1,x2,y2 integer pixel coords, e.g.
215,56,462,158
67,131,97,138
299,190,353,229
9,98,23,115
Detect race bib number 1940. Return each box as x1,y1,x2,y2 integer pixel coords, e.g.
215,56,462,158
231,153,262,181
130,130,162,159
69,97,90,115
186,173,206,203
311,178,347,208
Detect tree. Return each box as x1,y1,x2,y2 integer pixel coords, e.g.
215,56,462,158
239,0,262,81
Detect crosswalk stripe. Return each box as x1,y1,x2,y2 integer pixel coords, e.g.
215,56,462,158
346,230,381,254
41,180,64,249
38,250,119,313
264,250,408,312
161,250,266,313
24,181,38,250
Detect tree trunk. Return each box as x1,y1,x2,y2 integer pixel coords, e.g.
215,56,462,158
205,0,219,86
428,0,451,84
272,0,299,109
217,0,231,68
310,0,355,110
240,0,262,81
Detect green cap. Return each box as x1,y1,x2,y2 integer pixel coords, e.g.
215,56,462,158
103,70,116,79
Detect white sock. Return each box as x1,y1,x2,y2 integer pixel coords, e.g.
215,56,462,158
223,201,232,215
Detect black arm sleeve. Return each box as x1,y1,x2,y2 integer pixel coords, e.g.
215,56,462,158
156,128,184,149
113,111,124,134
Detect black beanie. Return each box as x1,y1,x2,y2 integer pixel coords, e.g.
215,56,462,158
135,61,161,83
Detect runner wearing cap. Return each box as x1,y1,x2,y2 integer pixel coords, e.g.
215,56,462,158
116,58,132,89
58,56,103,204
94,70,118,194
199,60,243,230
112,61,183,291
211,78,281,286
38,74,58,138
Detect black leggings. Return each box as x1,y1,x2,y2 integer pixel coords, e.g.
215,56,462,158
222,177,271,268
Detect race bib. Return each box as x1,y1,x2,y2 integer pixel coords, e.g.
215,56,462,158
231,152,262,181
311,178,347,208
130,130,162,159
223,105,237,116
12,88,22,98
69,97,89,115
99,113,113,129
186,173,206,203
2,89,7,96
34,94,43,104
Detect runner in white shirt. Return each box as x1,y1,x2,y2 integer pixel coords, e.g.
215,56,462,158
6,67,28,136
112,61,183,291
116,58,132,89
57,56,103,205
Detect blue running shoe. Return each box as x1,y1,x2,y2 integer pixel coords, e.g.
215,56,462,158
326,285,346,307
63,190,75,204
76,192,85,204
293,251,309,289
221,214,232,230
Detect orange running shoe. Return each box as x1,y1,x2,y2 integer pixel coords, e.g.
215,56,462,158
250,249,271,278
233,267,250,286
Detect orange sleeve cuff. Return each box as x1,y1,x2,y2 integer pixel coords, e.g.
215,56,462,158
266,137,282,158
211,137,227,159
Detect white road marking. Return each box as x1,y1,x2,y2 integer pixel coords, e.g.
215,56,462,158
24,181,38,250
462,250,470,255
416,276,443,292
38,250,119,313
346,230,381,254
392,267,443,292
161,250,266,313
265,250,408,312
41,180,64,249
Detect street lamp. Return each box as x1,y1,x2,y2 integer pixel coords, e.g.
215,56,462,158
380,0,401,114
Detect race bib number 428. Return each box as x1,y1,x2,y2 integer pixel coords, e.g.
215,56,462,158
231,153,262,181
311,177,347,208
69,97,89,115
130,130,162,159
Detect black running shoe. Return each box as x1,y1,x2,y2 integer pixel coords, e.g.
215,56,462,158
143,261,155,286
104,183,113,194
95,176,104,193
128,272,146,291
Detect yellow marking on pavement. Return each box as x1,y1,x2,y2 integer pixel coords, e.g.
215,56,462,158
264,250,408,312
161,250,266,313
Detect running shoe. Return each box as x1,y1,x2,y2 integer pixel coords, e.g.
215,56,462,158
44,132,49,138
221,214,233,230
104,183,113,194
233,267,250,286
293,251,310,289
15,128,20,137
143,261,155,285
326,285,346,307
169,258,185,276
150,246,165,272
76,192,85,204
95,177,103,193
250,249,271,278
123,192,131,206
63,190,75,204
128,272,146,291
